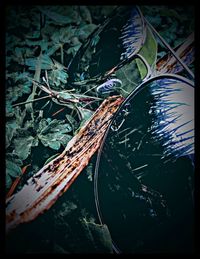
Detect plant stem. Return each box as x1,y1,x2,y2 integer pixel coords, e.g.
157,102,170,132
12,95,50,107
60,44,64,64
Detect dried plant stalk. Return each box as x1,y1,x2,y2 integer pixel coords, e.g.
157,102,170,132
6,96,124,233
156,32,194,74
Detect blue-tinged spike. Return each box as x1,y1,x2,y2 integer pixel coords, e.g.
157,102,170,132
150,78,194,160
119,8,146,61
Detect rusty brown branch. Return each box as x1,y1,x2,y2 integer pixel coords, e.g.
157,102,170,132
6,165,30,199
156,32,194,74
6,96,124,233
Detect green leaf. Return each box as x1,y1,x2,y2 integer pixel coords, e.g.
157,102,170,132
13,47,24,64
6,100,14,117
39,132,72,150
79,6,92,24
25,55,53,70
73,109,93,134
79,107,93,123
13,136,35,160
6,120,18,148
39,119,72,135
86,163,93,182
14,107,26,127
115,59,141,97
46,43,61,56
14,72,31,82
26,39,49,52
58,134,72,146
136,27,158,79
6,174,12,189
6,160,22,178
91,35,100,47
40,135,61,150
32,138,39,147
6,153,23,167
48,69,68,86
23,119,34,131
57,92,72,100
77,107,94,131
44,153,60,166
38,7,74,25
38,119,72,150
37,118,49,133
66,44,81,57
77,24,97,42
6,72,32,103
19,82,32,95
65,114,79,130
81,219,113,253
6,83,30,104
25,93,34,113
